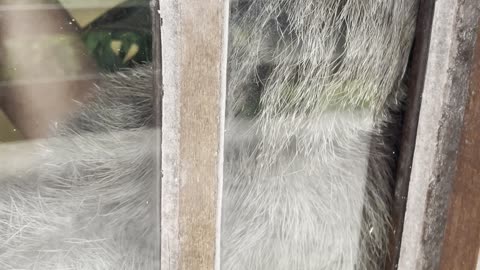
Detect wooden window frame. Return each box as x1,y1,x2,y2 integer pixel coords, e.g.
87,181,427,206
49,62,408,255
1,0,477,269
153,0,229,269
152,0,480,269
392,0,480,269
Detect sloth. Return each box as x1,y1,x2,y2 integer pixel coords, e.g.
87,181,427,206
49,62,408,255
0,0,417,269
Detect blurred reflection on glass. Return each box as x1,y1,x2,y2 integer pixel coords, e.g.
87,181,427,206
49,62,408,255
0,1,158,269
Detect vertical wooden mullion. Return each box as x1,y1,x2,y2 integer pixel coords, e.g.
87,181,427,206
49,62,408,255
151,0,163,268
438,20,480,270
159,0,229,269
386,0,436,269
397,0,480,269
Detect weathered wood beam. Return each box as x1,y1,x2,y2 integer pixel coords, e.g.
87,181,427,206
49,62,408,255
159,0,229,269
398,0,480,269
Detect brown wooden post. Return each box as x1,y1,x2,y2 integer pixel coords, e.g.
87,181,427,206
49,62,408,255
151,0,162,268
159,0,229,269
397,0,480,269
438,17,480,270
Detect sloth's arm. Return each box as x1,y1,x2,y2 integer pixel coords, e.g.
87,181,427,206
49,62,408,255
0,0,96,139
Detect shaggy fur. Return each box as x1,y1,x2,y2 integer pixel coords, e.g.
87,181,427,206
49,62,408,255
0,0,417,269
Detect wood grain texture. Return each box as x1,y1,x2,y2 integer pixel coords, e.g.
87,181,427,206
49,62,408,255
151,0,162,268
398,0,480,269
160,0,228,269
438,21,480,270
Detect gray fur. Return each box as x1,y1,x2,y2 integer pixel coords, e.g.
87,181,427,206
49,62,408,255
0,0,417,269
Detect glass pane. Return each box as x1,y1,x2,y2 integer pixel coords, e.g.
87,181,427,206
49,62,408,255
0,0,159,269
0,0,419,269
221,1,417,269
